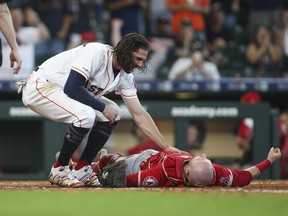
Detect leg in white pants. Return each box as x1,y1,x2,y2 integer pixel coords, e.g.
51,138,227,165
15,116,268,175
22,71,121,129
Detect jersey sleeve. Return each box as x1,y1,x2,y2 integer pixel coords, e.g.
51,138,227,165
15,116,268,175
212,164,252,187
71,44,104,80
126,166,167,187
116,74,137,98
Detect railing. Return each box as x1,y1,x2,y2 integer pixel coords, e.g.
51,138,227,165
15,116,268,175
2,77,288,93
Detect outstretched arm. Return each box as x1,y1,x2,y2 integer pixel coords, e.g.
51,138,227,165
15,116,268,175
245,147,281,178
212,147,281,187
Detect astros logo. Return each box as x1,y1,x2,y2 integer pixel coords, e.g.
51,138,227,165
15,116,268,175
142,176,158,187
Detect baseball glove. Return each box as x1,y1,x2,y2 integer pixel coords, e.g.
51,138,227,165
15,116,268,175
98,160,127,187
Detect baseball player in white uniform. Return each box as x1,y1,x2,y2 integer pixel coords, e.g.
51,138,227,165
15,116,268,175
17,33,178,187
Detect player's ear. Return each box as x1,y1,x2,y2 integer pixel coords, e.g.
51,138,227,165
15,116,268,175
184,162,190,174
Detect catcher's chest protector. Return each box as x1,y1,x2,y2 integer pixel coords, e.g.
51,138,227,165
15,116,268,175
162,153,193,186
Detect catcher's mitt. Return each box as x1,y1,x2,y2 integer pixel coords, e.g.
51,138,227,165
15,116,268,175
98,160,127,187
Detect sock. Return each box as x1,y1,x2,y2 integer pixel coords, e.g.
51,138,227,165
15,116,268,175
75,121,118,170
55,124,90,167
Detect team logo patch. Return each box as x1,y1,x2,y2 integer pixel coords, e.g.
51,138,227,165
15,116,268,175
219,173,233,187
142,176,158,187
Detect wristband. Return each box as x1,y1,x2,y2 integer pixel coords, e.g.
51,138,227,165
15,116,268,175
255,159,272,173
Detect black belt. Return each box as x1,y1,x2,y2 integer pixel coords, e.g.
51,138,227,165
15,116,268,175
34,66,39,71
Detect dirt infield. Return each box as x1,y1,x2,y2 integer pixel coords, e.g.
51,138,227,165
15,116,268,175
0,180,288,194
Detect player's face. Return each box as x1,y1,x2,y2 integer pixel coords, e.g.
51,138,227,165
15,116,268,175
131,48,148,70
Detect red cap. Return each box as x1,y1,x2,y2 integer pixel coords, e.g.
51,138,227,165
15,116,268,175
240,92,261,104
81,31,96,42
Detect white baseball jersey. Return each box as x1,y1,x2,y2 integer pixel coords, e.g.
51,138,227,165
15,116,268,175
20,42,138,128
39,42,137,99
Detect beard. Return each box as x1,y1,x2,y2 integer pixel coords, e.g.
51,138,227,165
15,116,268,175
122,63,136,74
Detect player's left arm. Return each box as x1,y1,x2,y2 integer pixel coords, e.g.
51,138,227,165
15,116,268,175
212,164,253,187
64,70,106,111
245,147,281,178
213,147,281,187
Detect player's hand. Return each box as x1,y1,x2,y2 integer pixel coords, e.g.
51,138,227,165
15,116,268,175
165,146,184,153
267,147,281,163
102,105,118,124
10,50,22,74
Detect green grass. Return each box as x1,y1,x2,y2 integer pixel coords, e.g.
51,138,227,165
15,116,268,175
0,190,287,216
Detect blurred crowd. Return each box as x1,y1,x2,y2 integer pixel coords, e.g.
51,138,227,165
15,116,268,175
2,0,288,79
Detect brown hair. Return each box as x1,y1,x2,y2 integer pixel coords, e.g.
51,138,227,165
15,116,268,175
113,33,151,73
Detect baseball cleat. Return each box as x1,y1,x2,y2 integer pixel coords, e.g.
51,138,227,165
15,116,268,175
54,151,76,170
70,165,101,187
48,164,84,188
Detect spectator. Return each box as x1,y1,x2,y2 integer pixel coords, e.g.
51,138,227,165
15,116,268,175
10,6,50,45
166,0,211,44
68,0,104,49
0,4,50,80
247,0,284,35
245,24,282,76
105,0,149,46
168,51,220,81
23,0,78,58
133,15,176,80
211,0,240,28
148,0,171,35
174,17,205,58
0,0,22,74
205,2,231,65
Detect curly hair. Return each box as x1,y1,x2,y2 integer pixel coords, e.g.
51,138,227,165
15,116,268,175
113,33,151,73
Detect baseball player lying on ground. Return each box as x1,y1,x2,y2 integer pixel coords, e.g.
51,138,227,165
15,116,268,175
89,147,281,187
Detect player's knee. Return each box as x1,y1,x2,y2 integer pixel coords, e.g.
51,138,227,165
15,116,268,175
111,102,121,121
80,107,97,128
115,106,121,121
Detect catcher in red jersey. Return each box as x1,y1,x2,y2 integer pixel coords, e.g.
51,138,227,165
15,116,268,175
93,147,281,187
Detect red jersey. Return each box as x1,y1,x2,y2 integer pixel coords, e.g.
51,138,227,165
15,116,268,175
125,151,253,187
210,164,252,187
126,151,192,187
237,118,254,143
